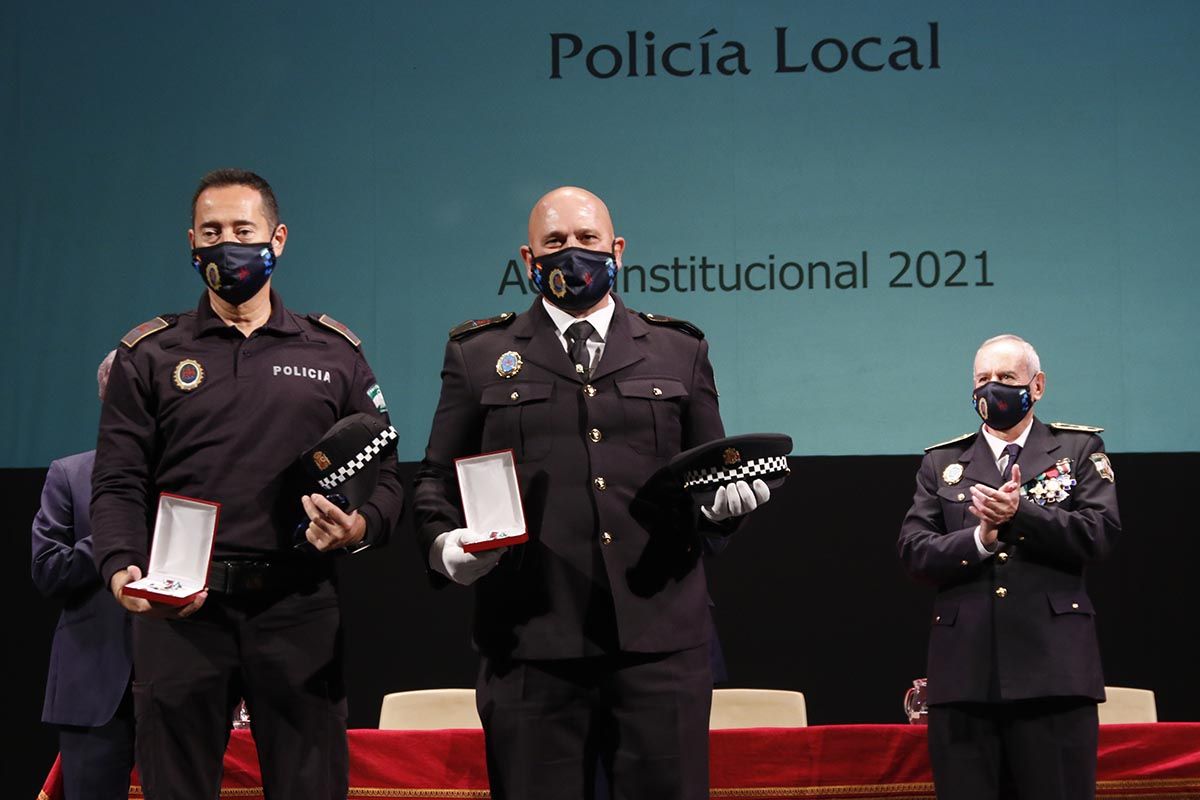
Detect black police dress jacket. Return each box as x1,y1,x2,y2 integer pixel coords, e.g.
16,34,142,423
898,418,1121,705
414,295,729,660
91,291,404,587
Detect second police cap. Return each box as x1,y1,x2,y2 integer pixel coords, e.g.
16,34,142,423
667,433,793,506
301,413,399,509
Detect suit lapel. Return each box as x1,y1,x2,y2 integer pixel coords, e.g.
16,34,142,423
1014,418,1062,484
512,299,583,383
960,432,1001,488
589,295,646,382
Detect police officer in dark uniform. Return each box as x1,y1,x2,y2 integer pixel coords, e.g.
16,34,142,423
414,186,769,800
899,334,1120,800
91,168,403,800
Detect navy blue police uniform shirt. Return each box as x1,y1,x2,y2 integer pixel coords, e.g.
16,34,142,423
91,290,403,587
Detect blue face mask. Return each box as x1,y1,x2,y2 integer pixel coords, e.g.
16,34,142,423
972,381,1034,430
530,246,617,312
191,237,277,305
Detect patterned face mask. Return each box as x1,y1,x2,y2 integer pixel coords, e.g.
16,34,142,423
191,236,278,305
972,381,1033,431
530,246,617,312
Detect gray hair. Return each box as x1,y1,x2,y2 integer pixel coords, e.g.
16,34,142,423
97,349,117,401
978,334,1041,378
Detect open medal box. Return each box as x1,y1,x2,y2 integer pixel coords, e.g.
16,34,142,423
121,493,220,606
455,449,528,553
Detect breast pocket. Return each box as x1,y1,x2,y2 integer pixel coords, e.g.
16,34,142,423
936,484,974,531
615,377,688,457
480,381,555,461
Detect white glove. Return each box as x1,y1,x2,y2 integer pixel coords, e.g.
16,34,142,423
702,479,771,523
429,528,503,585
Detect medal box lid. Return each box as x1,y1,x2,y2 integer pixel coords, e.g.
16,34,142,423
123,493,219,605
454,449,527,553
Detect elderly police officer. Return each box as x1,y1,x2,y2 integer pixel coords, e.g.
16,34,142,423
414,186,768,800
899,334,1120,800
91,168,403,800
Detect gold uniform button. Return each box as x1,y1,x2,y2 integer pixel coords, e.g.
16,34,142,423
1071,602,1080,610
1018,535,1026,541
935,615,941,622
601,532,613,545
594,477,607,491
997,552,1009,563
995,587,1008,598
510,391,519,401
652,386,663,397
589,428,602,443
957,493,966,501
584,384,597,397
960,560,969,566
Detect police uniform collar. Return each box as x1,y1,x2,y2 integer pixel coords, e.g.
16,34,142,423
194,289,302,338
540,294,616,342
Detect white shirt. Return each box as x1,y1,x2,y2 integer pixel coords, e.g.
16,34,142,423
973,420,1033,557
540,295,615,373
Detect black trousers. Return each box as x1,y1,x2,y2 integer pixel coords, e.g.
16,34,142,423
476,645,712,800
928,699,1099,800
131,578,347,800
57,688,136,800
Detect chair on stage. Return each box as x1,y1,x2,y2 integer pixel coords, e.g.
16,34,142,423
378,688,482,730
1098,686,1158,724
709,688,808,729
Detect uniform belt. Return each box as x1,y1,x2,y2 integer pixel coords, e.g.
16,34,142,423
206,559,327,595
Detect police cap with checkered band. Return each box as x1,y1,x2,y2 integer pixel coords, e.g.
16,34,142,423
301,413,399,509
667,433,793,505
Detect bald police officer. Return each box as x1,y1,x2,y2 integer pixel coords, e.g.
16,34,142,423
414,186,769,800
92,168,403,800
899,334,1120,800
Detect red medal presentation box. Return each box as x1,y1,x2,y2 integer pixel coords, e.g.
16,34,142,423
455,449,528,553
122,493,220,606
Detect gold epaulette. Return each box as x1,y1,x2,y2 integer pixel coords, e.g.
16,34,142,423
120,316,175,348
639,312,704,339
449,312,515,340
311,314,362,348
924,432,976,451
1049,421,1104,433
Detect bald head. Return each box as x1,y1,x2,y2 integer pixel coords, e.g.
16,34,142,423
524,186,621,257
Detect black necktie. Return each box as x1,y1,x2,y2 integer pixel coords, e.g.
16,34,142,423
565,321,595,377
1000,443,1022,482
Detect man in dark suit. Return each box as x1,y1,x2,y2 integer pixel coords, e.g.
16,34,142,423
414,186,769,800
899,334,1121,800
32,350,135,800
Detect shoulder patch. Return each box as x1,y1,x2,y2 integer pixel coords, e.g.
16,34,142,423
639,312,704,339
311,314,362,348
924,432,977,452
1049,421,1104,434
120,315,176,348
449,312,515,340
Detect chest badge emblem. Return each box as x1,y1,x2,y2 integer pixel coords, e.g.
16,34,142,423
312,451,332,470
496,351,524,379
172,359,205,392
942,463,964,485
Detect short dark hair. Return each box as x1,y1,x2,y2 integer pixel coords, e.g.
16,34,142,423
191,168,280,229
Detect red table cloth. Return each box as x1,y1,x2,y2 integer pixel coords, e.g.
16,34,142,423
39,723,1200,799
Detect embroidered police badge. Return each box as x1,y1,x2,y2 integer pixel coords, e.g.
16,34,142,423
172,359,205,392
549,268,568,299
942,463,964,485
1090,452,1115,483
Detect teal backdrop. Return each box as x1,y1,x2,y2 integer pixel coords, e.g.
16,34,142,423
3,0,1197,466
